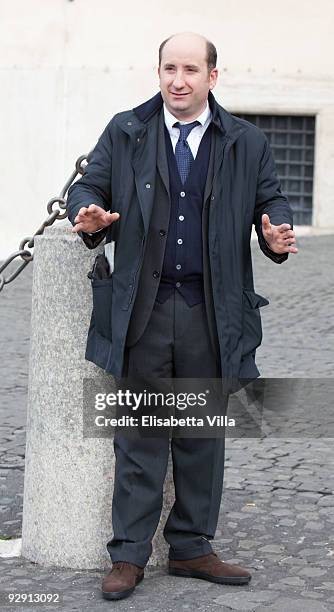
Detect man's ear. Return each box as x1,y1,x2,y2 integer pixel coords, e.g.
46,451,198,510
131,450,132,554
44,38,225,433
209,68,218,90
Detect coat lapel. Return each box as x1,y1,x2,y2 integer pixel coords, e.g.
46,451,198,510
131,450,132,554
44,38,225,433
130,113,159,236
157,108,170,198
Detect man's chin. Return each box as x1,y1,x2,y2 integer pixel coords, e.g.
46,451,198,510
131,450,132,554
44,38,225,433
169,99,191,113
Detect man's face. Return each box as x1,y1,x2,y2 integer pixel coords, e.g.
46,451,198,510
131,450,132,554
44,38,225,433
158,35,218,121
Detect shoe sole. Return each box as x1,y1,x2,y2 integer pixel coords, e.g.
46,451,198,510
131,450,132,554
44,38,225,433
169,567,251,585
102,573,144,600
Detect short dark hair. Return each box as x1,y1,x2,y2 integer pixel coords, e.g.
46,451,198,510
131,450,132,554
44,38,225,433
158,35,217,73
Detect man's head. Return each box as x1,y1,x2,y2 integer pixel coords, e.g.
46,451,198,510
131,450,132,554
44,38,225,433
158,32,218,121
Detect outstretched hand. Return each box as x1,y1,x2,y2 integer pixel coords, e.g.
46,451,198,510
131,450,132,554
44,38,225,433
261,213,298,254
72,203,120,233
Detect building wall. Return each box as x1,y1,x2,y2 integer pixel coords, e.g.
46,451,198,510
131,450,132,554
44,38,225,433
1,0,333,259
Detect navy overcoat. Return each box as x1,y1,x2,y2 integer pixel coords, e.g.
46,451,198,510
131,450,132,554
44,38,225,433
66,91,293,382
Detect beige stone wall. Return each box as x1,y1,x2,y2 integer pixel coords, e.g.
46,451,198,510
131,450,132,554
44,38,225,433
1,0,333,258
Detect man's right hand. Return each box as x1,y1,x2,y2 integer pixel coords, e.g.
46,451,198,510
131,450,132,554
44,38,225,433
72,203,120,233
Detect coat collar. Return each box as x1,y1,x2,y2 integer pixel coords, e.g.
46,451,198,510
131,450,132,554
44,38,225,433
116,91,248,144
132,91,247,142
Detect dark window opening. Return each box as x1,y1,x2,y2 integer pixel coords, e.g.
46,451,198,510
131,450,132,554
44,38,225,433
234,114,315,225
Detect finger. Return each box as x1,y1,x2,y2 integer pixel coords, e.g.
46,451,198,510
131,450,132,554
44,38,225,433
71,223,83,233
281,244,298,253
106,212,120,222
281,230,295,238
76,204,99,219
275,234,297,247
278,224,292,232
74,208,89,223
262,213,271,227
87,203,100,212
75,205,102,224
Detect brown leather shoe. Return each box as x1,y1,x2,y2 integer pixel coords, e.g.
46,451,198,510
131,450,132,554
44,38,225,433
102,561,144,600
169,552,251,585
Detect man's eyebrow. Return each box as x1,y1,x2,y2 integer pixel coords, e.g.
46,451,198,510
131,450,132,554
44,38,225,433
163,63,200,70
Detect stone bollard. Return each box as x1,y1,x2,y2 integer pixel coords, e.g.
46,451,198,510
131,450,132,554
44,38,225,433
21,222,174,570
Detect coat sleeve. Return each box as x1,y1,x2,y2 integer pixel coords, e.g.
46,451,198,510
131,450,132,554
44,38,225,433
253,134,294,264
66,119,114,250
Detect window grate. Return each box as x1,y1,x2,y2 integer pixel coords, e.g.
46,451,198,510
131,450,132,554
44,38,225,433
234,114,315,225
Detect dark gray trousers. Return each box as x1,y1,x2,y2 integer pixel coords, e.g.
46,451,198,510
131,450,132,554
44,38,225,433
107,290,226,567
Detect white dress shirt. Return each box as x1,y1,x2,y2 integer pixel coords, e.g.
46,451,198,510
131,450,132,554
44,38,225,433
163,101,212,159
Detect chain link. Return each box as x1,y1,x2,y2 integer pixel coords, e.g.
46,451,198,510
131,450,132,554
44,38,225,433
0,154,88,292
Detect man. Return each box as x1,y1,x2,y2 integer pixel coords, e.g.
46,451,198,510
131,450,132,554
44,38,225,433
67,32,297,600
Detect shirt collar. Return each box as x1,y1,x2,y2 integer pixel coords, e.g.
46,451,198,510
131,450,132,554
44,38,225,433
163,101,211,133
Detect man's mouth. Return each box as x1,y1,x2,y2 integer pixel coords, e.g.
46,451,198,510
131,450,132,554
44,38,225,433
170,92,189,97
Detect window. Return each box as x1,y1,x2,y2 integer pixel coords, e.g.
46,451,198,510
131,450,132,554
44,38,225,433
234,114,315,225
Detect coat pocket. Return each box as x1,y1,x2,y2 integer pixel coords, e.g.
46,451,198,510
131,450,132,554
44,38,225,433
91,276,113,340
242,288,269,356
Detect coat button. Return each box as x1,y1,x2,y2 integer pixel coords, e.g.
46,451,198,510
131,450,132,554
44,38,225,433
176,264,182,270
145,183,151,189
211,195,215,200
152,270,160,278
180,191,186,198
159,229,166,236
178,215,184,221
127,121,132,126
177,238,183,245
176,281,182,288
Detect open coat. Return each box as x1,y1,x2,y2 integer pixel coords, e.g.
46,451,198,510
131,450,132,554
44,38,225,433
66,91,293,384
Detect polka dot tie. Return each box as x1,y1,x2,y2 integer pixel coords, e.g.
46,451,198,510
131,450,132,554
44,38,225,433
173,121,200,184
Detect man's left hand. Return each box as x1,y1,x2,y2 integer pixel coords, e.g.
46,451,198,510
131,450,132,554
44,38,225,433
262,213,298,254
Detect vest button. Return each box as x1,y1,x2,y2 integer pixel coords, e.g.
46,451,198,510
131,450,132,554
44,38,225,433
152,270,160,278
177,238,183,245
145,183,151,189
176,264,182,270
159,229,166,236
178,215,184,221
180,191,186,198
176,282,182,288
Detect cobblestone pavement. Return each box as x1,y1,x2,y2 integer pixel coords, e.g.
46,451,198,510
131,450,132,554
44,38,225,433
0,235,333,611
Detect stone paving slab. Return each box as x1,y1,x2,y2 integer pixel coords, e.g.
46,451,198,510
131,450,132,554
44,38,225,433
0,235,334,610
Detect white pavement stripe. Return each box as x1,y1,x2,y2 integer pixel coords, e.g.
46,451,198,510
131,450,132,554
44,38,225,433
0,538,22,558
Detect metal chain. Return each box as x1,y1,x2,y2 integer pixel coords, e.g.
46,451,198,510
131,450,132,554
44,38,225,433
0,154,88,292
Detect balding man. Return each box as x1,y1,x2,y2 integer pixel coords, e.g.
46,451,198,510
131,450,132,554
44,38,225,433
67,32,296,600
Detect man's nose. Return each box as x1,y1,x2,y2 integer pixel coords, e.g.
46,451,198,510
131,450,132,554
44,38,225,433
172,72,186,88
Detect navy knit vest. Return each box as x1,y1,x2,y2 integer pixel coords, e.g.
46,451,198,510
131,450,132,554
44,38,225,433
156,123,212,306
